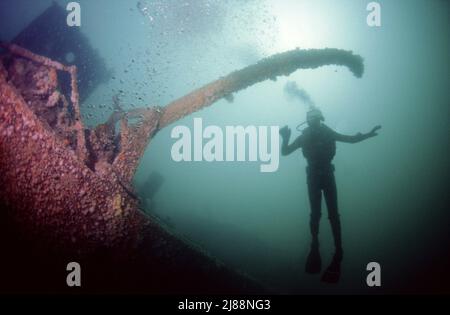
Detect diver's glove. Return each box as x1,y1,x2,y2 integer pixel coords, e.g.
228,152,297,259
279,125,291,141
368,125,382,137
358,125,381,141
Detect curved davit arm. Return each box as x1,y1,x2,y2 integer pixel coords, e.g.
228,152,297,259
158,48,364,129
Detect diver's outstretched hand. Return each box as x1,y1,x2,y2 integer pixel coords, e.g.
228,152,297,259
368,125,381,138
279,125,291,140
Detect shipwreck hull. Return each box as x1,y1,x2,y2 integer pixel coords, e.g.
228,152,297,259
0,50,264,294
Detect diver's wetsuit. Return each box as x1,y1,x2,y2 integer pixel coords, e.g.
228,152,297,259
301,125,341,255
281,119,379,281
281,124,368,261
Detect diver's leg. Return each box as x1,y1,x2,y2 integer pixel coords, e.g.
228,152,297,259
323,172,342,260
305,171,322,274
321,171,342,283
308,173,322,247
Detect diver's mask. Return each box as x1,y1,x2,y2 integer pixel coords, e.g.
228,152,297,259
297,108,325,131
307,108,324,122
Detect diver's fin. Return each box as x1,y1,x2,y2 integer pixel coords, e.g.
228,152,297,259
305,248,322,274
321,268,340,283
321,261,341,283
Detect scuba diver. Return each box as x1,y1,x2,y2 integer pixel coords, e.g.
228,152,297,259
279,108,381,283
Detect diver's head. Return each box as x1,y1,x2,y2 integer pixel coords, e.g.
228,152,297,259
306,108,324,127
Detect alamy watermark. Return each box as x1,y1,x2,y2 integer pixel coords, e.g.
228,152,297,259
66,262,81,287
367,2,381,27
171,118,280,173
66,2,81,27
366,262,382,287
